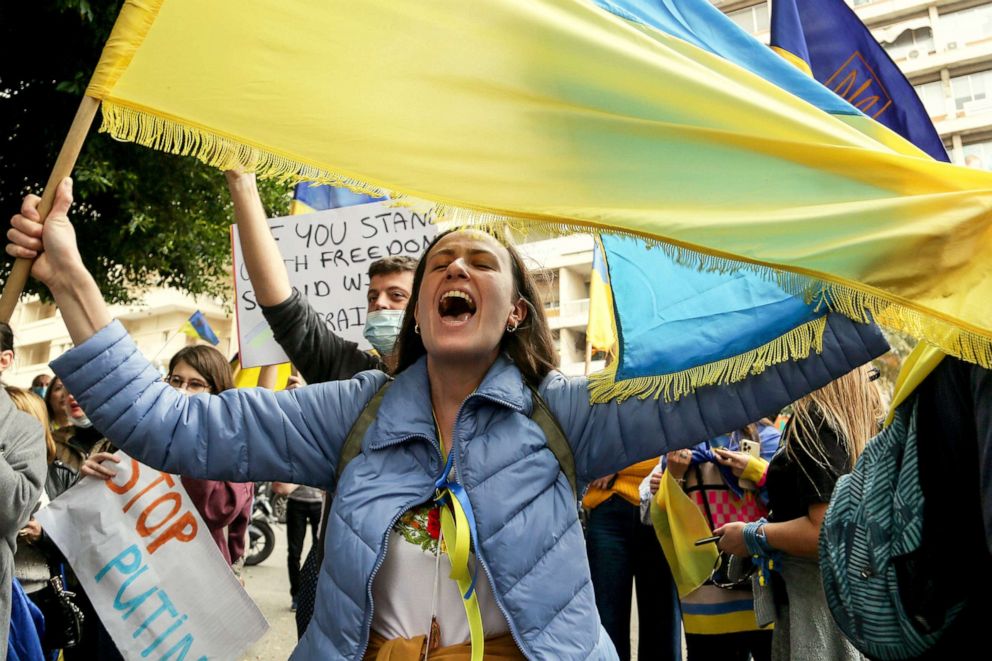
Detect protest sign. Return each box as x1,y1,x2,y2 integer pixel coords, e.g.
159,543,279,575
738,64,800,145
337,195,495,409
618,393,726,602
36,453,268,661
232,200,437,367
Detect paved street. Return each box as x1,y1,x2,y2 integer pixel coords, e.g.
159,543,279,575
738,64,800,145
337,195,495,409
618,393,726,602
241,522,310,660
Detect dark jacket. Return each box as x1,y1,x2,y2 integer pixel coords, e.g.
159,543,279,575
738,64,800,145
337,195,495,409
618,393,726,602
261,290,385,384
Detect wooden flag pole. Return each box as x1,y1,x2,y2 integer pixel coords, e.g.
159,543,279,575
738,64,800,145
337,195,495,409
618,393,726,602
0,95,101,323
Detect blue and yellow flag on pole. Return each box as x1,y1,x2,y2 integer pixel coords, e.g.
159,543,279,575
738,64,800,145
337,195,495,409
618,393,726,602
81,0,992,380
179,310,220,345
770,0,949,161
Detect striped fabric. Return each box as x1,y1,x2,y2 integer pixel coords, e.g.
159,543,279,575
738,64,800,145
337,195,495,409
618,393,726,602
820,396,962,659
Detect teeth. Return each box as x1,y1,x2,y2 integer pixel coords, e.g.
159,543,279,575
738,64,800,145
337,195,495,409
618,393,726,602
441,290,474,306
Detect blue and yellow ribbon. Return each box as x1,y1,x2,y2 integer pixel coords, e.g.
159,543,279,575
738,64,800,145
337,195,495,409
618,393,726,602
434,430,485,660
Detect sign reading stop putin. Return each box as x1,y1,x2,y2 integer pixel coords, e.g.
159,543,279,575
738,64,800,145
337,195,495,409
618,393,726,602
37,453,267,661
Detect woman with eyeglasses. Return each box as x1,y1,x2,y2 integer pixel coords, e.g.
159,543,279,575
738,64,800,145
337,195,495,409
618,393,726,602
83,345,254,573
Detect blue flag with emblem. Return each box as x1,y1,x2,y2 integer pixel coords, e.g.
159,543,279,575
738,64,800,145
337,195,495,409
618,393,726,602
588,234,829,403
770,0,948,161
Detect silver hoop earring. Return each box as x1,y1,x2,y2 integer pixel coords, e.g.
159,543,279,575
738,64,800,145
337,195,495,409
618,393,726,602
414,324,420,335
506,323,518,333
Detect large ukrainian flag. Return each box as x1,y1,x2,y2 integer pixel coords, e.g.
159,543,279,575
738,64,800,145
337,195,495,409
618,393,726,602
81,0,992,377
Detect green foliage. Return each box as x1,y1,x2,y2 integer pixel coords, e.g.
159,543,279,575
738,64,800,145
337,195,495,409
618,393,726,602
0,1,291,304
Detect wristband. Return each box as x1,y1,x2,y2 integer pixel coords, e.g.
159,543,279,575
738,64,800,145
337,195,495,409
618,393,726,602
740,456,769,486
743,518,780,586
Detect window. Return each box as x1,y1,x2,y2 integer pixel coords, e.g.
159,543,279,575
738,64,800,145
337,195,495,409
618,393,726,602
914,80,946,119
940,5,992,47
882,27,935,60
727,3,769,35
951,70,992,114
19,302,57,324
962,139,992,170
14,341,51,368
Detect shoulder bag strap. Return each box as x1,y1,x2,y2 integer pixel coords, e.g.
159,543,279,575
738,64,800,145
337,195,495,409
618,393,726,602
335,380,393,484
527,385,577,498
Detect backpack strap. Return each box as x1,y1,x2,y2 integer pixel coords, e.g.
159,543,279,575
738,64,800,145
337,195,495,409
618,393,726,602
335,380,577,498
527,384,577,498
336,380,393,484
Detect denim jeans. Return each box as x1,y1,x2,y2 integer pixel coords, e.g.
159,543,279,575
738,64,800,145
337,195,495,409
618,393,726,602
585,495,681,660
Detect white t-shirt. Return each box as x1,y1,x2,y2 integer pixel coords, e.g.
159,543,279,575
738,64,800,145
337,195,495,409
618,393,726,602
370,502,510,647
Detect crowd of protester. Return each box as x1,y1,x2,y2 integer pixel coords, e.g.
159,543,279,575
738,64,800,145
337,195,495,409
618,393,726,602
0,175,988,661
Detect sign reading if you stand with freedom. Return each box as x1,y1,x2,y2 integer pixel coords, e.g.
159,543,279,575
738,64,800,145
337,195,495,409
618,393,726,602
36,452,268,661
231,200,437,367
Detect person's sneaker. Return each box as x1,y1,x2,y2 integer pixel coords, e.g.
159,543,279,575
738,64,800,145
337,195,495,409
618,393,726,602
290,598,297,612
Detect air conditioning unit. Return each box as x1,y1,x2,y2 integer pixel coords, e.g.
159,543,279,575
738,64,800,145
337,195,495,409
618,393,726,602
948,41,959,50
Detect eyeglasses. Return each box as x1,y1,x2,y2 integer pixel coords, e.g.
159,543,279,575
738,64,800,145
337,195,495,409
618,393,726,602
165,374,212,394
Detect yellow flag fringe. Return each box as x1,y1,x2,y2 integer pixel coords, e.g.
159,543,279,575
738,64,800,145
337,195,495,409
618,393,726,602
446,211,992,374
99,101,389,197
588,315,828,403
96,102,992,387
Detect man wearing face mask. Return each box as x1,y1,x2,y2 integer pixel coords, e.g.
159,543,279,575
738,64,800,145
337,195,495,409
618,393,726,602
30,375,50,400
227,171,415,634
227,171,414,381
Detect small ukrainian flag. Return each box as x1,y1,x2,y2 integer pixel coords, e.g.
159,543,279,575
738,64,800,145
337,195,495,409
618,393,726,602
179,310,220,346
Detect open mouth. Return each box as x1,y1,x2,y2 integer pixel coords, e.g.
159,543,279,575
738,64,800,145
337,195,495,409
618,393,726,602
438,290,477,323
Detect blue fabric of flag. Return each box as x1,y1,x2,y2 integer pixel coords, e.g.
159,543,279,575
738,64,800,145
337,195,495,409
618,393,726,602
189,310,220,345
770,0,949,161
601,234,823,382
594,0,858,116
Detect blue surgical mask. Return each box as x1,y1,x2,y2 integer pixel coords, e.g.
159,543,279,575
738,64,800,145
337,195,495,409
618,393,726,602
32,386,48,399
363,309,405,356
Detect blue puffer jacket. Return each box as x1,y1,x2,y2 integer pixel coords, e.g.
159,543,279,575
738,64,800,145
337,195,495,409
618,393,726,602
52,316,887,660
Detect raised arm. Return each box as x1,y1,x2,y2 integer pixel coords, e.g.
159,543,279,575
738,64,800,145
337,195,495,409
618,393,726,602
227,170,293,306
540,313,888,483
50,321,383,488
227,171,382,383
7,180,383,488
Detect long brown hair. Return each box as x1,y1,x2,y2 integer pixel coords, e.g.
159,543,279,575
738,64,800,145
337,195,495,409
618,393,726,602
6,385,56,463
394,229,558,385
45,376,68,428
169,345,235,394
785,363,883,472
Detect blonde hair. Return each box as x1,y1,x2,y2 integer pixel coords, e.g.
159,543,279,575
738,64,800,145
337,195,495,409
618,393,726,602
786,363,884,473
6,385,56,463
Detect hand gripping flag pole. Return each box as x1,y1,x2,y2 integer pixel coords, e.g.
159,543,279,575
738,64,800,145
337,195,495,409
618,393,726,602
0,96,101,322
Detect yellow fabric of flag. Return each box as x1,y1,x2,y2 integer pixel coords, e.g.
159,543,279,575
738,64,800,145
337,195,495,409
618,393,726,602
231,359,292,390
586,238,617,354
178,320,200,341
83,0,992,368
650,471,719,599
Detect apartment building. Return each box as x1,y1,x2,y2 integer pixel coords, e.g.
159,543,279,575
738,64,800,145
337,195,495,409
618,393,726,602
5,290,234,388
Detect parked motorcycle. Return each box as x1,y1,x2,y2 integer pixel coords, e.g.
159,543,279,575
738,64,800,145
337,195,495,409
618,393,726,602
245,482,278,566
